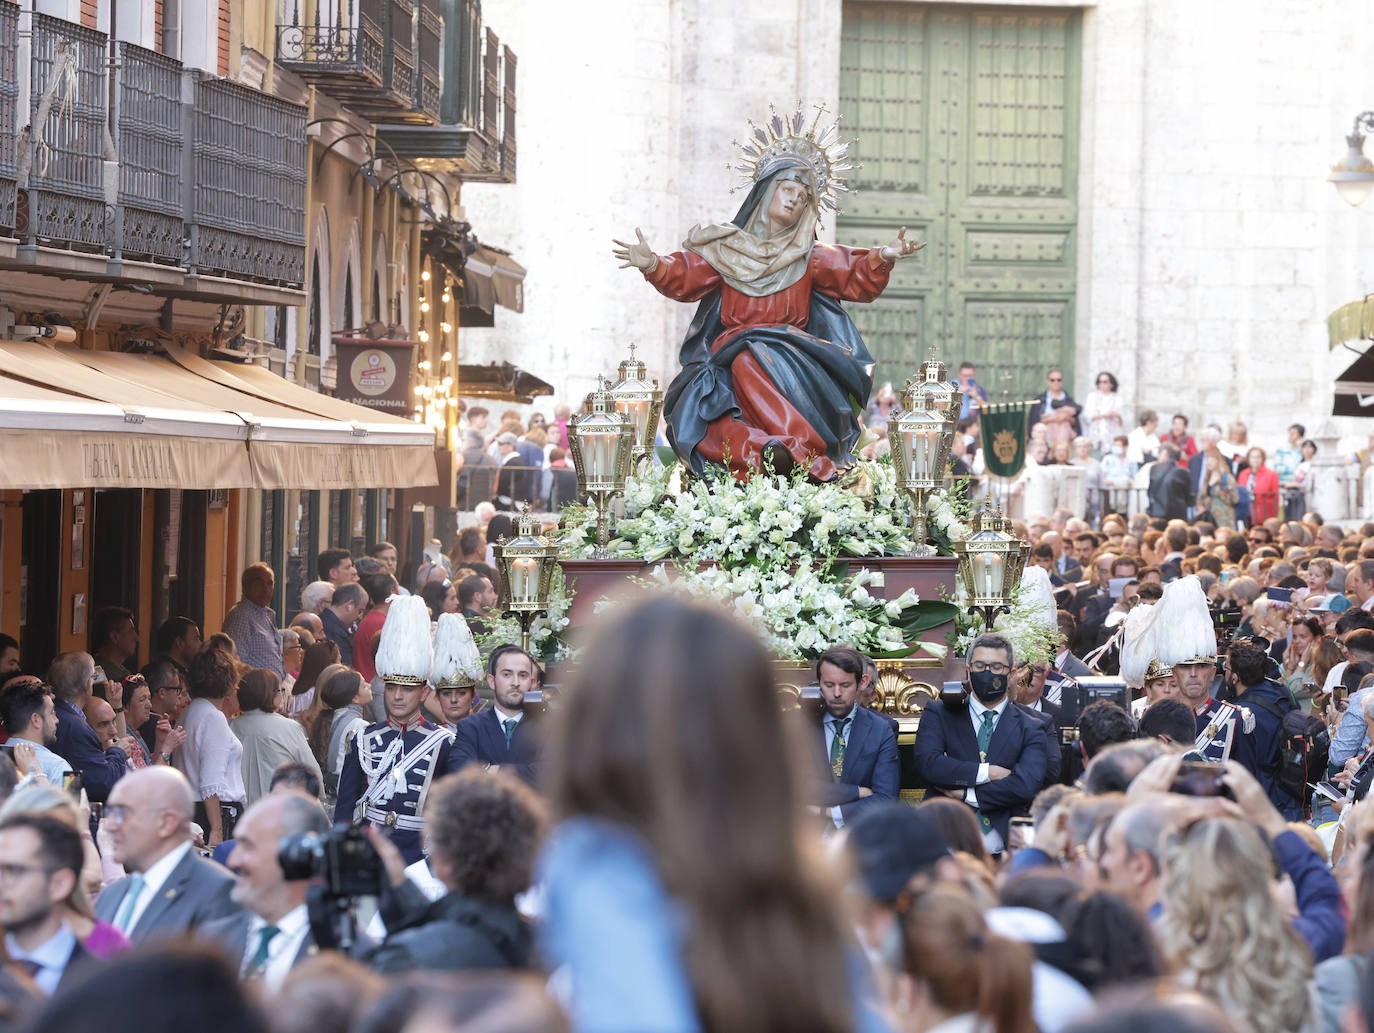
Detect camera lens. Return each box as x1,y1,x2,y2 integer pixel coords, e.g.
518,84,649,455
277,831,324,881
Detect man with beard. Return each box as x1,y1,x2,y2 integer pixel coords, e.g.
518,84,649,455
810,647,899,829
0,815,89,993
452,645,543,787
0,679,72,786
913,633,1048,854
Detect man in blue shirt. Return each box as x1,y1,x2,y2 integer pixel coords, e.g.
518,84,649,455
956,361,989,420
0,679,72,787
47,652,128,802
0,813,89,994
320,582,368,668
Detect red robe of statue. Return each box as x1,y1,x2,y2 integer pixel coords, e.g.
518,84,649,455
644,243,893,480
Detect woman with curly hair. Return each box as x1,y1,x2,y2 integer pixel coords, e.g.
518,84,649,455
1156,811,1316,1033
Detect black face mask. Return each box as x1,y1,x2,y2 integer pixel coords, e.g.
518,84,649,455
968,669,1008,704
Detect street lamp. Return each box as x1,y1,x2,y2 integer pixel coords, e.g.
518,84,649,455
953,498,1028,629
1330,112,1374,207
491,505,560,653
887,396,951,556
568,375,635,554
606,343,664,465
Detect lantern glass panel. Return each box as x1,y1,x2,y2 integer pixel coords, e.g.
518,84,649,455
972,550,1005,598
614,396,651,443
901,417,943,482
581,426,620,480
508,556,541,605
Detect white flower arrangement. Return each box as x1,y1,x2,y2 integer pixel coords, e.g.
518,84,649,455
555,459,962,661
476,563,574,664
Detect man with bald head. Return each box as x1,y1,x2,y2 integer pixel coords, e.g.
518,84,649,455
289,611,324,639
94,767,238,943
221,563,284,677
83,696,135,757
199,792,329,990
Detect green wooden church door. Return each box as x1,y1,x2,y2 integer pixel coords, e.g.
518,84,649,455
838,4,1081,403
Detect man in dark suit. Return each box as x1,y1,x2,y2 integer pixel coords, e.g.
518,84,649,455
0,814,93,994
812,648,899,828
96,767,237,943
1147,444,1192,520
452,644,542,786
198,792,328,990
913,634,1048,852
1010,662,1063,788
1053,611,1094,679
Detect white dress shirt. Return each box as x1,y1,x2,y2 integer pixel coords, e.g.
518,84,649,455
243,904,311,992
118,840,192,934
6,923,77,995
175,699,246,804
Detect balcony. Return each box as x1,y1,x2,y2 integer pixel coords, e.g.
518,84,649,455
377,20,516,182
276,0,437,125
0,6,308,294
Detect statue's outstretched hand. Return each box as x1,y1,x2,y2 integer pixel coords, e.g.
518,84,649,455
612,227,658,272
879,227,925,262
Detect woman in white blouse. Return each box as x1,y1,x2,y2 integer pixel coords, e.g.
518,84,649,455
174,647,245,847
1083,370,1125,456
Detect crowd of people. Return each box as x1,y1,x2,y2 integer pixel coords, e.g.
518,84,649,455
865,362,1364,527
8,364,1374,1033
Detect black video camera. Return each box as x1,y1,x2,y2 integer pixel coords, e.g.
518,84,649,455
278,824,385,900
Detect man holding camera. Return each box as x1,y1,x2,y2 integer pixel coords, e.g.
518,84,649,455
199,792,330,990
335,597,458,866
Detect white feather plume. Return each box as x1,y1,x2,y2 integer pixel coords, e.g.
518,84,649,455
431,612,483,687
374,595,434,683
1118,602,1159,688
1153,575,1217,667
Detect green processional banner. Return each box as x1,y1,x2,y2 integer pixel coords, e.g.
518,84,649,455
977,402,1033,479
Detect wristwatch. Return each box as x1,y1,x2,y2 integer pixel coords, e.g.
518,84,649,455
160,752,172,762
111,706,123,714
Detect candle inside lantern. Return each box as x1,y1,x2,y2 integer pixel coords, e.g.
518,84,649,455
509,557,538,604
976,552,1003,599
616,397,650,443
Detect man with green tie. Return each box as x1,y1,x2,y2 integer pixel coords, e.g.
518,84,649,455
452,644,543,787
198,792,329,992
913,633,1049,856
813,647,899,829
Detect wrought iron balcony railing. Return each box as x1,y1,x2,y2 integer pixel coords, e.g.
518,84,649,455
276,0,435,125
0,7,308,290
0,1,17,232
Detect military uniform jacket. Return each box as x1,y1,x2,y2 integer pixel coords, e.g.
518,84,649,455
1192,696,1254,763
335,717,457,865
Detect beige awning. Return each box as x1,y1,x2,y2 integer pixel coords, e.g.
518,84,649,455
0,370,253,489
0,342,438,490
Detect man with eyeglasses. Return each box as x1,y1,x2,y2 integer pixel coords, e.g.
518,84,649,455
914,633,1048,855
137,659,190,763
94,767,237,944
1027,368,1081,446
0,814,90,994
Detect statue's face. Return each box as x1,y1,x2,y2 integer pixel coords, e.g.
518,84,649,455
767,179,809,230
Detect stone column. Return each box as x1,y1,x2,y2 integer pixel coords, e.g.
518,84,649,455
1306,420,1350,522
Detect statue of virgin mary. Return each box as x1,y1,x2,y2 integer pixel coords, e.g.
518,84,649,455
614,108,922,482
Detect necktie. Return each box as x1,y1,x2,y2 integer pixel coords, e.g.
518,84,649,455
830,718,850,780
112,873,146,934
975,711,998,836
502,719,518,747
977,710,997,761
246,924,280,978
